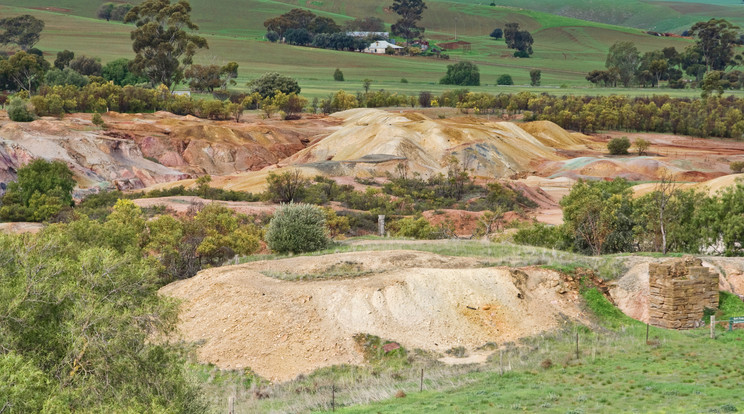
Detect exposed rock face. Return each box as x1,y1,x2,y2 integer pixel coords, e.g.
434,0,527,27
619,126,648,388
648,256,719,330
0,112,334,192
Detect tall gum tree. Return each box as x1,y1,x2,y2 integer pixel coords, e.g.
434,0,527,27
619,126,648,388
124,0,207,89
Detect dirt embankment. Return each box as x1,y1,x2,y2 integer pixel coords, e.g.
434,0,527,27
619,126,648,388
160,250,590,382
0,111,338,191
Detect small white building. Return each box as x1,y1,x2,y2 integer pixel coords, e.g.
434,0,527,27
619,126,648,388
364,40,403,54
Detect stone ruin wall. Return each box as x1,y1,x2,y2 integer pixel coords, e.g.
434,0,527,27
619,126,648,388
648,256,719,330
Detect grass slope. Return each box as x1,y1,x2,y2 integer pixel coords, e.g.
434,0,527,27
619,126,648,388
1,0,718,98
335,290,744,413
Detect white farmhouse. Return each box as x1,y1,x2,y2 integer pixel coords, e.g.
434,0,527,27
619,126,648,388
364,40,403,54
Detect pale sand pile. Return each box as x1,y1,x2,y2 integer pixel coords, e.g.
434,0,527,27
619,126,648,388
160,250,589,382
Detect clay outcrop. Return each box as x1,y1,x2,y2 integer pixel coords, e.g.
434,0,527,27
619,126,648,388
648,256,719,329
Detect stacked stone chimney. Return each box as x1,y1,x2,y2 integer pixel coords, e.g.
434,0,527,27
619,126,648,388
648,256,719,330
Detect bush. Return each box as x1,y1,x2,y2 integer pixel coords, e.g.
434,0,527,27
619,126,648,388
8,98,35,122
731,161,744,173
92,112,105,128
440,61,480,86
634,138,650,156
265,203,330,253
513,223,569,249
490,28,503,39
497,74,514,85
530,69,541,86
265,31,279,42
607,137,631,155
333,68,344,81
248,72,301,98
393,216,438,239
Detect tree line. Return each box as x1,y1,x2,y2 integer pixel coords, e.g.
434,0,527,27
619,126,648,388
591,19,744,91
515,177,744,257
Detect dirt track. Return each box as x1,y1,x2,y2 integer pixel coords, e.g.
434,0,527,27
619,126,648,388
160,250,588,382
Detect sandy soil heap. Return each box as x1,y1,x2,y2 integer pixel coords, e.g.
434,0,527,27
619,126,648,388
160,250,589,382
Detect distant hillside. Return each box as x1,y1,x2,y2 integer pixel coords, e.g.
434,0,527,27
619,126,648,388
0,0,715,96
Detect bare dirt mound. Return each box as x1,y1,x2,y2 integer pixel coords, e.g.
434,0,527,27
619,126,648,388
281,109,577,178
160,251,589,382
0,111,336,192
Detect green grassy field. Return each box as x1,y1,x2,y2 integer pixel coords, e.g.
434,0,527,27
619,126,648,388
1,0,728,98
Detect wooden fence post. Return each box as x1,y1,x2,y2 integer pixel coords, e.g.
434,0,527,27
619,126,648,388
228,396,234,414
420,368,424,392
711,315,715,339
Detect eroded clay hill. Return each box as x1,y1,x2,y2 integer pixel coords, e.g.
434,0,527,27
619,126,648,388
160,250,591,382
0,111,339,190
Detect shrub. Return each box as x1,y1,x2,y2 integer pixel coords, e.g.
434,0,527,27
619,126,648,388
393,216,438,239
265,170,308,203
92,112,105,128
497,74,514,85
634,138,650,156
731,161,744,173
333,68,344,81
513,223,569,250
247,72,301,98
607,137,631,155
530,69,541,86
490,28,503,39
440,61,480,86
265,203,330,253
8,98,35,122
400,78,408,83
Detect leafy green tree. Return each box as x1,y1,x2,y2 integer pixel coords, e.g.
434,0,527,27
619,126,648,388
560,179,634,255
606,41,641,87
0,159,74,221
440,61,480,86
0,51,48,93
0,222,207,412
690,19,741,72
530,69,541,86
184,64,222,92
97,2,115,21
124,0,208,89
53,49,74,70
248,72,301,98
0,15,45,51
69,55,102,76
333,68,344,81
391,0,427,44
490,28,503,40
265,170,309,203
701,70,724,98
101,58,147,86
6,98,34,122
607,137,631,155
284,28,313,46
263,8,340,37
110,3,133,21
633,138,650,156
362,78,373,93
503,23,534,56
497,74,513,85
266,203,329,253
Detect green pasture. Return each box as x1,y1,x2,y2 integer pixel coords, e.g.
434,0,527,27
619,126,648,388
0,0,738,99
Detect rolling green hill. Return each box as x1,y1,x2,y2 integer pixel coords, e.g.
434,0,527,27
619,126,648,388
0,0,732,97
